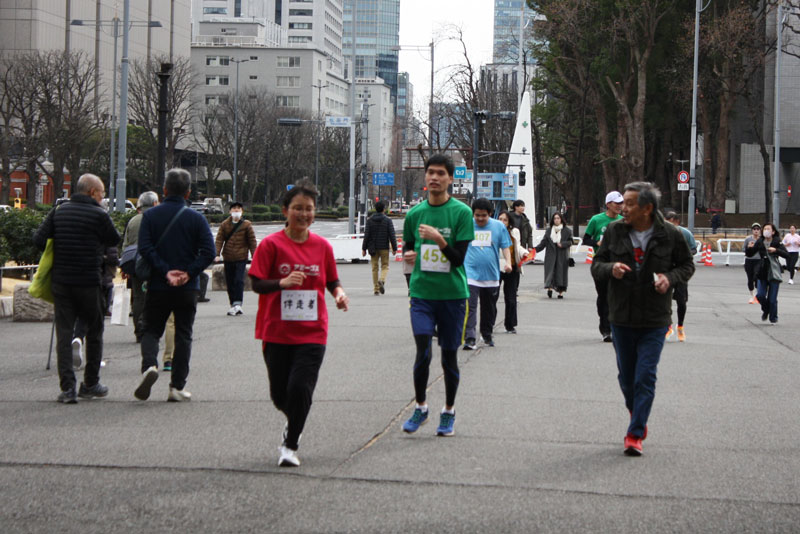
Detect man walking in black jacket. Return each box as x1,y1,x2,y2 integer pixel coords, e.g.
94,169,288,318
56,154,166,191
361,201,397,295
134,168,215,402
34,174,120,403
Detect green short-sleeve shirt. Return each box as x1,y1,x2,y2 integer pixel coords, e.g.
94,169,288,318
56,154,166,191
585,212,622,245
403,197,475,300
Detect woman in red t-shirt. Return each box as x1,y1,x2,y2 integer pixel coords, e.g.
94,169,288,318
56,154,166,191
249,180,349,467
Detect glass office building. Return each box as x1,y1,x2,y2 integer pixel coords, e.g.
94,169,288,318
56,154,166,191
342,0,400,103
493,0,536,64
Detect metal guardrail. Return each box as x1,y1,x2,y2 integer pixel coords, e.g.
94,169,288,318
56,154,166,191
716,238,746,266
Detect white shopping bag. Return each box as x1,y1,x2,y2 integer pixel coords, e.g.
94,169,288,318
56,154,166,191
110,283,130,326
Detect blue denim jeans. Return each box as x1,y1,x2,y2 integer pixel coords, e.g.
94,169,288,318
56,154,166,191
610,324,669,438
756,279,780,323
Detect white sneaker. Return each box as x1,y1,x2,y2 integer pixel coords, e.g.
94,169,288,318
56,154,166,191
167,386,192,402
234,305,243,315
134,366,159,400
790,279,794,285
227,306,237,316
71,338,84,368
278,445,300,467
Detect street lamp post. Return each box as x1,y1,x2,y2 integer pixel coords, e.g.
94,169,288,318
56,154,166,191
687,0,709,232
312,82,330,188
70,12,160,211
231,58,250,203
773,2,787,228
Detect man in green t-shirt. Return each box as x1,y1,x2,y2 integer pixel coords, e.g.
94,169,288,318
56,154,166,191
582,191,623,342
401,153,475,437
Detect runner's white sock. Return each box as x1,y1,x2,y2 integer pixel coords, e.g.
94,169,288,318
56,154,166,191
442,407,455,415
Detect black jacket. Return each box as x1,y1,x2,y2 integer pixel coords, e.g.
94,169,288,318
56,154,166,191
138,196,215,292
362,212,397,254
744,235,788,281
33,194,120,287
591,212,695,328
509,211,533,248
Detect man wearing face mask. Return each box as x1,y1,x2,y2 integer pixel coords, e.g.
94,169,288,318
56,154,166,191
215,201,258,316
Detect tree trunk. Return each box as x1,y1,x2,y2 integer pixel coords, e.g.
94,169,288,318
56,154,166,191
698,97,714,209
25,160,38,206
1,157,10,205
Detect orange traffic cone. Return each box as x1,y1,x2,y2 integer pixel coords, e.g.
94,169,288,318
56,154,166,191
584,246,594,264
395,242,403,262
703,244,714,267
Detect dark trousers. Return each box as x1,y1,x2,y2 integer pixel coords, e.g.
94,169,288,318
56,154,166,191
262,343,326,451
744,259,760,292
465,285,500,341
786,252,798,279
52,283,105,392
140,289,198,390
756,279,780,323
224,260,247,306
594,277,611,336
500,270,520,330
611,324,668,439
131,276,146,339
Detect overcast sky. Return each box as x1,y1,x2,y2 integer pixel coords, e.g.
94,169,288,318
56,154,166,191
397,0,494,112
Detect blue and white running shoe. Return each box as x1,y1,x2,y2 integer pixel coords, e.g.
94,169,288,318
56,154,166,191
402,407,429,433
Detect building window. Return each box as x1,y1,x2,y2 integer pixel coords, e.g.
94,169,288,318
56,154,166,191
289,22,313,29
277,76,301,87
203,7,227,15
249,75,258,80
276,96,300,108
249,56,258,61
205,95,229,106
277,56,302,68
205,75,229,86
206,56,230,67
288,36,312,43
288,9,313,16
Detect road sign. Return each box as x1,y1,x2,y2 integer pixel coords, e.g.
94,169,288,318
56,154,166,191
325,116,351,128
454,166,467,180
372,172,394,186
677,170,689,184
678,183,689,191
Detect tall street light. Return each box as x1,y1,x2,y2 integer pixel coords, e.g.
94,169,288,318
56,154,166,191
312,82,330,188
773,2,788,228
70,14,161,210
231,58,250,203
687,0,709,232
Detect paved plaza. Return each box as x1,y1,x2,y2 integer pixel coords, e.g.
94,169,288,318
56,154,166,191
1,261,799,532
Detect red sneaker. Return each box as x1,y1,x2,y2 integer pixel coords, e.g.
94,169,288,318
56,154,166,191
624,434,643,456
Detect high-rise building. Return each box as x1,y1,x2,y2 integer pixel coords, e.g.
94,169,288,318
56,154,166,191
356,77,395,171
285,0,345,76
396,72,413,122
492,0,535,64
342,0,400,104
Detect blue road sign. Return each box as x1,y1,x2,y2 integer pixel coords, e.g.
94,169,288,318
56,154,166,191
454,166,467,179
372,172,395,186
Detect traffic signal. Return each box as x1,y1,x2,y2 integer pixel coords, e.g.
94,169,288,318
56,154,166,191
518,170,526,186
375,197,379,202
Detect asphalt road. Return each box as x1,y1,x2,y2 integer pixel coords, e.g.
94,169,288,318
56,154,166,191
1,260,799,533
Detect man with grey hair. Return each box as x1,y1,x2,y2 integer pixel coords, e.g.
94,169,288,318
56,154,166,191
591,182,695,456
34,174,120,403
122,191,160,342
134,168,215,402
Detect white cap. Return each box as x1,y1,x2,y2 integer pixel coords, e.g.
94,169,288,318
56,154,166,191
605,191,623,204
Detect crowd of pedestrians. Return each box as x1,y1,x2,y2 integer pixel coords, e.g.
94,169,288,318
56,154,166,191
44,154,800,463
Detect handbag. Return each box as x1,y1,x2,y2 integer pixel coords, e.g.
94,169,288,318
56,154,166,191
767,253,783,282
120,244,138,275
28,238,55,303
135,205,188,280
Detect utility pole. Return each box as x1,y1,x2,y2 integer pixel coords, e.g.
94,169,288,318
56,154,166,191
115,0,131,213
155,63,172,187
688,0,703,232
773,1,785,227
348,1,357,234
312,82,329,188
359,99,369,233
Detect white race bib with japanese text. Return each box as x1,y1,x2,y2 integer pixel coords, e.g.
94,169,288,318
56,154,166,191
472,230,491,247
420,244,451,273
281,290,318,321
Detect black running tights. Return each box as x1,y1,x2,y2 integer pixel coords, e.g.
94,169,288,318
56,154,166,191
412,335,459,407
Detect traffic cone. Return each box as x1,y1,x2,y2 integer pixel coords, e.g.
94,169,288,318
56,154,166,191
703,244,714,267
395,242,403,262
584,246,594,264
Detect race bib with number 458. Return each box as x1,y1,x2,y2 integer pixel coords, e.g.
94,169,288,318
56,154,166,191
420,243,450,273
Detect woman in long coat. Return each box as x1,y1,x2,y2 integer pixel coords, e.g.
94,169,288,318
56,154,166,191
534,212,573,298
